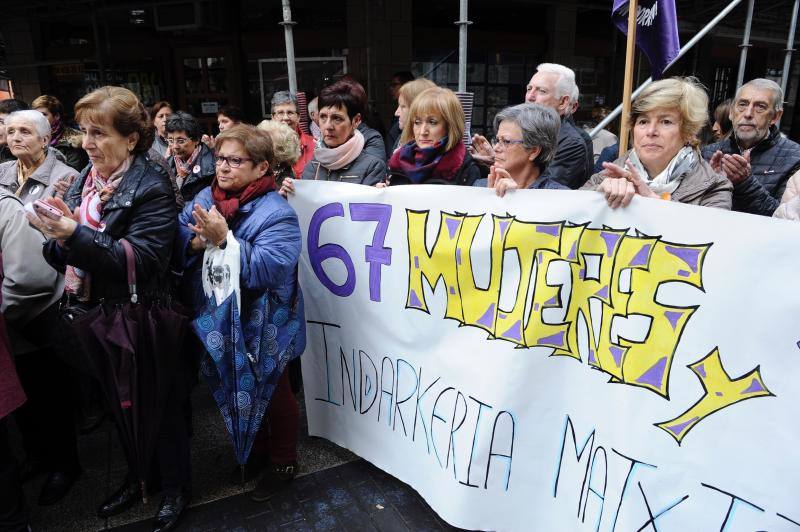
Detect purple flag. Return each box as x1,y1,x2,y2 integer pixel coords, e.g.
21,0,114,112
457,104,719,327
613,0,680,79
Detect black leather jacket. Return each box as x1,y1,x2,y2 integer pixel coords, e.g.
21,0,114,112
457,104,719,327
43,154,178,303
548,117,594,190
702,126,800,216
169,143,216,204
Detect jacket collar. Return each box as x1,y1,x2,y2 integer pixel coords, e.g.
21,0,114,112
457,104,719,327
0,148,59,188
729,125,780,155
103,154,150,210
178,143,215,189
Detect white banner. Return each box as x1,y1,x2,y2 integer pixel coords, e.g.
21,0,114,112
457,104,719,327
291,181,800,532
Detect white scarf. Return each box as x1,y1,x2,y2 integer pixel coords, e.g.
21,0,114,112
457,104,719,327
627,146,698,195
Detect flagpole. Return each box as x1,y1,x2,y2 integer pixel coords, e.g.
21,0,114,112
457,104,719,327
619,0,639,155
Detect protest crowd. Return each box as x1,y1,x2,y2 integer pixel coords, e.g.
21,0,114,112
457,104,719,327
1,54,799,532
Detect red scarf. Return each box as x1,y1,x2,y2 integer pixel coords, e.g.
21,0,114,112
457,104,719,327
211,173,276,221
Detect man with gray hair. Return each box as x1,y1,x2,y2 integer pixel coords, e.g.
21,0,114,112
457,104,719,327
307,97,321,140
524,63,593,189
475,103,567,195
271,90,316,176
702,78,800,216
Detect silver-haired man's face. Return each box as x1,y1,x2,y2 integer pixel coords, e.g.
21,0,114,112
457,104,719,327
731,85,782,149
525,72,570,117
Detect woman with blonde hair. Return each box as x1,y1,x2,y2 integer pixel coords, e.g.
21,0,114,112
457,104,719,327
582,77,732,209
390,78,437,153
387,86,481,186
257,119,301,186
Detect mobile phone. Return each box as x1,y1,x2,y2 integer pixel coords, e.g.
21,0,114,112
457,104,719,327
33,200,63,221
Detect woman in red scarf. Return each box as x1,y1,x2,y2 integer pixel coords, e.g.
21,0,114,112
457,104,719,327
177,124,305,505
386,87,481,186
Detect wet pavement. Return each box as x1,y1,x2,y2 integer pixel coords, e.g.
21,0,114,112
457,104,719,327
13,383,464,531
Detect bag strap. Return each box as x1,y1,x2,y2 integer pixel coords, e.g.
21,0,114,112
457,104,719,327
119,238,138,304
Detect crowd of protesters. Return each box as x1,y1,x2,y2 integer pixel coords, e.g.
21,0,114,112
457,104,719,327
1,61,800,532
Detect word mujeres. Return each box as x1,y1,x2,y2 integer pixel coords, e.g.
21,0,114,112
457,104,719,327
405,210,771,444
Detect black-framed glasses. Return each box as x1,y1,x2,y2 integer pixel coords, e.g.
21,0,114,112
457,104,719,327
215,155,253,168
491,137,525,148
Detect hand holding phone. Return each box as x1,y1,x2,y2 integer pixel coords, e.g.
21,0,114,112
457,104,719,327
33,199,63,221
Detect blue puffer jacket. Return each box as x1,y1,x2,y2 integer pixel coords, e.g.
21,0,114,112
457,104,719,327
176,186,306,355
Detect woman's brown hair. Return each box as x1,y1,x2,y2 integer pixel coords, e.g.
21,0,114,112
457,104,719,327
75,86,154,154
215,124,274,167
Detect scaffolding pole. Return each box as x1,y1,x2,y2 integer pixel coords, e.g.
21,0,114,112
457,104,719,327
280,0,298,94
455,0,471,93
591,0,744,138
780,0,799,110
735,0,755,90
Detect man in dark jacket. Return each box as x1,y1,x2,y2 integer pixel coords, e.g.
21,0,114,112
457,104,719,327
702,78,800,216
523,63,593,189
471,64,593,189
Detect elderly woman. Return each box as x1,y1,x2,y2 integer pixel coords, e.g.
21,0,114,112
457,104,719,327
32,95,88,172
28,86,190,530
386,87,481,186
0,110,77,203
166,111,215,204
280,78,387,194
475,103,566,195
150,101,173,158
257,119,301,186
270,91,315,177
582,77,732,209
176,124,305,504
390,77,436,154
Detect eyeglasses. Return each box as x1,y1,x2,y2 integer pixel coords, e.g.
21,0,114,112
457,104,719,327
491,137,526,148
735,99,771,114
166,137,190,145
215,155,253,168
273,110,298,117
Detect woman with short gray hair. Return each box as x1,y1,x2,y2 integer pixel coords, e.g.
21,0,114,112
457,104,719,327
476,103,566,196
0,110,77,203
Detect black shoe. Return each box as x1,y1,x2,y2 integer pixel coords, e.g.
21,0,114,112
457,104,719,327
97,480,142,518
151,493,191,532
38,468,82,506
251,462,297,502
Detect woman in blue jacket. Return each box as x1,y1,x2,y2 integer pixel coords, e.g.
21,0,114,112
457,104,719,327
176,124,305,503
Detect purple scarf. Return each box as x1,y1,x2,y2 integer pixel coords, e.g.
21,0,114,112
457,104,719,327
49,119,64,146
389,138,450,184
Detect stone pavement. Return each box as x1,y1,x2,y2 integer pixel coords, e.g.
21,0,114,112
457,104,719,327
14,382,465,531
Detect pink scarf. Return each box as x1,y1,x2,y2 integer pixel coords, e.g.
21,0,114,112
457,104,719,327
313,130,365,171
64,156,133,301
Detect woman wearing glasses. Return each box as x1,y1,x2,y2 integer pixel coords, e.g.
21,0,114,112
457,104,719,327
176,123,305,505
165,111,216,204
386,86,481,186
476,103,566,196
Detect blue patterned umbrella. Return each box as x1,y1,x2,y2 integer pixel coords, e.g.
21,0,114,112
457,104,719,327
192,290,302,468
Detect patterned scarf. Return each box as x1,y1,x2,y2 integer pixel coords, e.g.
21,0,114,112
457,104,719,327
211,172,276,222
64,156,133,301
173,145,202,181
627,146,698,196
49,118,64,146
388,137,466,184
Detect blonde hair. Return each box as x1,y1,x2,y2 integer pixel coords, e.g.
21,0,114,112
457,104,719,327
629,77,709,148
75,86,153,154
257,119,301,167
399,87,464,151
397,78,437,129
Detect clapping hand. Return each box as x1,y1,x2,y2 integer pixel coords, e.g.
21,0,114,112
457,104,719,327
469,134,495,167
597,160,658,209
487,165,519,198
189,204,228,248
710,150,751,185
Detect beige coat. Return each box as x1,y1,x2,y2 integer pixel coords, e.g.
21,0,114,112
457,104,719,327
581,152,733,209
773,168,800,220
0,148,78,204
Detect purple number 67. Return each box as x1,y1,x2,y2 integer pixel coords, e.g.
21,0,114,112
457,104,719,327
307,202,393,302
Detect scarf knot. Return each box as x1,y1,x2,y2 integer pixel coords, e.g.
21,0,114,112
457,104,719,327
211,172,276,221
627,146,698,195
